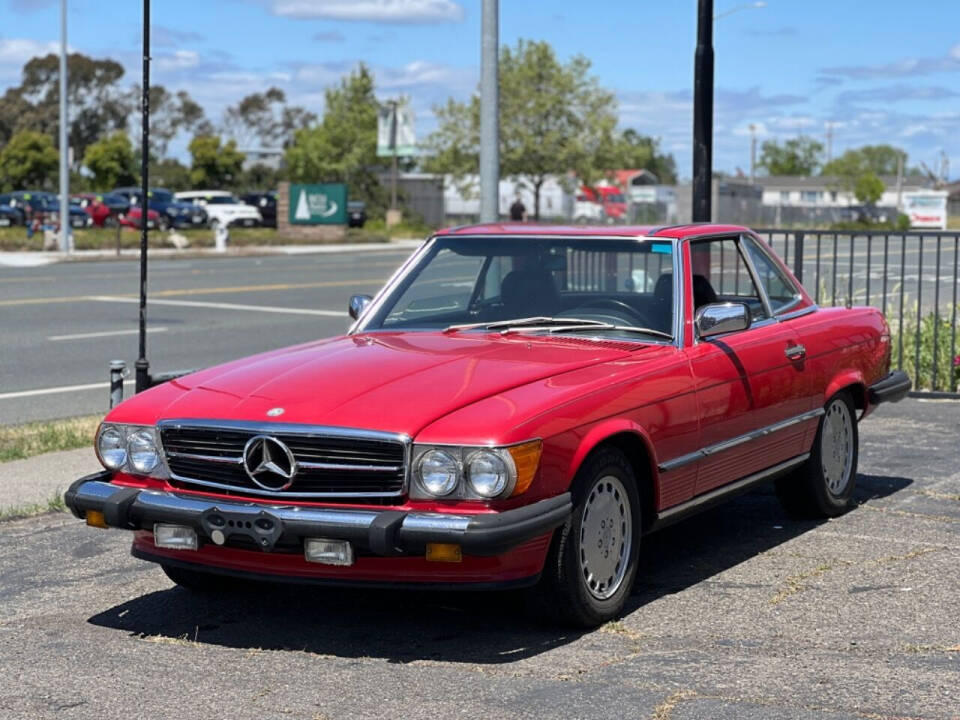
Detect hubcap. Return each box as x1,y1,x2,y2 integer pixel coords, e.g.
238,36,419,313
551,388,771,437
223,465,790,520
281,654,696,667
579,475,632,600
821,399,853,496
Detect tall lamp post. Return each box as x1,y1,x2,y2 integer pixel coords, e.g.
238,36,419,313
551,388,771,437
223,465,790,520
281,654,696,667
479,0,499,223
692,0,714,222
58,0,69,253
135,0,151,392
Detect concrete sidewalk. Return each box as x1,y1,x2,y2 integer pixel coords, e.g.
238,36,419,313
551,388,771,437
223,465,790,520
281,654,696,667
0,238,423,267
0,448,99,513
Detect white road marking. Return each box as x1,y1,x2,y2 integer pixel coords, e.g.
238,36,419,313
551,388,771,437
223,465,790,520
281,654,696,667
88,295,346,317
0,379,134,401
47,327,168,342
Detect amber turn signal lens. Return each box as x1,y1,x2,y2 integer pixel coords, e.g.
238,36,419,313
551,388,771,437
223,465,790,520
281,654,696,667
426,543,462,563
85,510,108,529
508,439,543,497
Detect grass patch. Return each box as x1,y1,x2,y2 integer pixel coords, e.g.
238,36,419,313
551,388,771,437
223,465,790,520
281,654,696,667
0,414,101,463
0,492,67,521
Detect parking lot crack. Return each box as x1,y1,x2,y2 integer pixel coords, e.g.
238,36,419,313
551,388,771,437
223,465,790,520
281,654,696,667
650,690,697,720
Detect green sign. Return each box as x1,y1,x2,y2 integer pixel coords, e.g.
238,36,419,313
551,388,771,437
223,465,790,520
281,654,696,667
289,184,347,225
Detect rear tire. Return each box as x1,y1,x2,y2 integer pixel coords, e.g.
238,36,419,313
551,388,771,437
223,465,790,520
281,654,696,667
161,563,238,593
776,391,859,519
532,446,641,627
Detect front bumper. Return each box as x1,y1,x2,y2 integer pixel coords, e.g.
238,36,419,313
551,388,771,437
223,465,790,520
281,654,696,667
64,472,571,558
868,370,911,405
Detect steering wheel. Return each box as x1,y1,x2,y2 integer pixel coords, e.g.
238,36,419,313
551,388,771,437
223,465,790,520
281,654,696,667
578,298,654,327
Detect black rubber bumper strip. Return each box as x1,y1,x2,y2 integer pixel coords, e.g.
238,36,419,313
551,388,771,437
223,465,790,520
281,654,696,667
868,370,911,405
64,470,113,519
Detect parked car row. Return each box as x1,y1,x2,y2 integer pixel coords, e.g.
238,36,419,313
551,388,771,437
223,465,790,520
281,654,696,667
1,188,367,231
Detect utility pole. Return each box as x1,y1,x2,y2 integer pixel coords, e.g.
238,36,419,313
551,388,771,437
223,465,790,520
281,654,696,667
692,0,714,222
825,121,835,164
389,100,398,212
895,152,904,209
749,124,757,185
58,0,69,253
135,0,151,393
479,0,499,223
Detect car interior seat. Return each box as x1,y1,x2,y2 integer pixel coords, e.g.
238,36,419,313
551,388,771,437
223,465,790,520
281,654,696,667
501,267,561,319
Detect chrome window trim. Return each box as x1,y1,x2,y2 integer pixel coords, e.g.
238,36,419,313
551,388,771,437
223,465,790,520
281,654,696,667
158,419,411,499
741,234,806,319
355,234,684,349
738,234,775,320
658,407,825,473
777,304,819,322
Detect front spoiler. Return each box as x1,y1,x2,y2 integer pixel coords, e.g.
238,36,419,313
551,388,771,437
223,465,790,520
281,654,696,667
64,472,571,557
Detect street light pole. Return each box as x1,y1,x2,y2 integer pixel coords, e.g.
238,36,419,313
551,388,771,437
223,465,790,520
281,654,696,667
479,0,499,223
692,0,714,222
135,0,151,393
749,123,757,184
58,0,69,253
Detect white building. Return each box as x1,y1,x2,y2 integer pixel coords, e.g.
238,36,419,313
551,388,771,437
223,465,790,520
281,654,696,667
443,175,573,219
759,175,929,209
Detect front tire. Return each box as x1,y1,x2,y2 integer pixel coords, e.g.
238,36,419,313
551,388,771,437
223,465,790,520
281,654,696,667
777,391,859,518
533,447,641,627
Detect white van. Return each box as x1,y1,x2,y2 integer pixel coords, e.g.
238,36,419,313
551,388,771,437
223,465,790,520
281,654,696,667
902,191,948,230
174,191,263,228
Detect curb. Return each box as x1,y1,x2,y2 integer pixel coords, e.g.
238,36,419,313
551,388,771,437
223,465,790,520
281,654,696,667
0,239,424,267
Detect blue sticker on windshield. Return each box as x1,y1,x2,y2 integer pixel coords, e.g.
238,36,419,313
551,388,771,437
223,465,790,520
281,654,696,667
651,243,672,254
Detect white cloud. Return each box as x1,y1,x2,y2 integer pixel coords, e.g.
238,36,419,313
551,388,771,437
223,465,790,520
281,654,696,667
154,50,201,71
0,38,61,65
270,0,464,23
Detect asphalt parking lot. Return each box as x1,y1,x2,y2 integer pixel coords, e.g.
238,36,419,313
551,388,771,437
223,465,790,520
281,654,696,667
1,398,958,719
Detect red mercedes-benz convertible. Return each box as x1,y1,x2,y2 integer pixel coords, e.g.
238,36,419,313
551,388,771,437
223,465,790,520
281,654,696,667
66,224,910,626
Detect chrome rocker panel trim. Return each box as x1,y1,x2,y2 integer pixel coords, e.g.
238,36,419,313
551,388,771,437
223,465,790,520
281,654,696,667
64,472,571,558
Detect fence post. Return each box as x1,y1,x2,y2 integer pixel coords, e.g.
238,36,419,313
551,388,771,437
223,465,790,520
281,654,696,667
793,231,804,284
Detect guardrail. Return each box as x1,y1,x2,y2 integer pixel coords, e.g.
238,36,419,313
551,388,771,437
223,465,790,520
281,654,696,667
755,229,960,397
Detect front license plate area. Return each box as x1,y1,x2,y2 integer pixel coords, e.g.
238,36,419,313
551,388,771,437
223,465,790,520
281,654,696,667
199,507,283,550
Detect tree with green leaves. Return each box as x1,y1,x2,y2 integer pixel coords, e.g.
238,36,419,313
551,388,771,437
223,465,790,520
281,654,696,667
606,129,677,184
188,135,245,189
854,172,885,205
151,159,192,192
821,148,889,205
0,130,59,190
140,85,211,158
757,136,824,176
83,132,138,191
3,53,132,165
425,39,619,219
224,87,317,150
284,64,383,208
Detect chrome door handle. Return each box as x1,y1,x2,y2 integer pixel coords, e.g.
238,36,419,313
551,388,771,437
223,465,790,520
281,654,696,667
785,344,806,360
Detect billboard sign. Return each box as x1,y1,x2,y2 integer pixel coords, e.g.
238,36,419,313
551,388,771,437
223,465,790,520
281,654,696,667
377,102,416,157
288,184,347,225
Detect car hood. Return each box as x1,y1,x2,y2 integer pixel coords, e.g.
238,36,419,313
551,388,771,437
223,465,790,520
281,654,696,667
112,332,644,438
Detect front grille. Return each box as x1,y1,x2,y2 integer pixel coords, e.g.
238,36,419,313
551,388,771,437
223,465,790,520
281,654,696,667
159,421,407,501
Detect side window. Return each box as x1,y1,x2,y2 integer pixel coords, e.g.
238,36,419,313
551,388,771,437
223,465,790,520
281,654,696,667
689,238,769,321
742,237,802,314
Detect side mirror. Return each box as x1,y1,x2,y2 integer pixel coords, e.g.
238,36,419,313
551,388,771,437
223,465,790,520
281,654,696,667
696,302,751,338
348,294,373,321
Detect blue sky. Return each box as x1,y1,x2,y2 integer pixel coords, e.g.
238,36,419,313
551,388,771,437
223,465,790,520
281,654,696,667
1,0,957,180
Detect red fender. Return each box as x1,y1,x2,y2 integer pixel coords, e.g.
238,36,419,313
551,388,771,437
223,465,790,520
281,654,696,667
565,418,660,497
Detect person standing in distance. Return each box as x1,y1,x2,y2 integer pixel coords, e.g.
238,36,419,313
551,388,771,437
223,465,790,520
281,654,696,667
509,195,527,222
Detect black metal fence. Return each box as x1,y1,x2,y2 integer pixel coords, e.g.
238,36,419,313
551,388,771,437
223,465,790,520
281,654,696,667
755,229,960,397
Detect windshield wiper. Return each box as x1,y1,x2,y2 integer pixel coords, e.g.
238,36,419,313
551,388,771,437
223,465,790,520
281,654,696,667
443,317,611,333
502,323,674,341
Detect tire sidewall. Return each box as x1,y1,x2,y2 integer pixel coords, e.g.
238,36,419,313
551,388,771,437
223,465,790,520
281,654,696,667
812,392,859,513
557,448,641,625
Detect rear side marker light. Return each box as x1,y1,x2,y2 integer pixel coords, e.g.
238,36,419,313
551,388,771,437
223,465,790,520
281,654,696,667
304,538,354,566
426,543,462,563
85,510,108,529
154,523,198,551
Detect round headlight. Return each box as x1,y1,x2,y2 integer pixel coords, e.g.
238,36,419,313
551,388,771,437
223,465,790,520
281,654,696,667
127,430,159,474
417,449,460,496
98,426,127,470
467,450,510,498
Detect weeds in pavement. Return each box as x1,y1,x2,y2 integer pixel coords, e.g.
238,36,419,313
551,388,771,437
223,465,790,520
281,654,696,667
0,414,101,463
0,491,67,521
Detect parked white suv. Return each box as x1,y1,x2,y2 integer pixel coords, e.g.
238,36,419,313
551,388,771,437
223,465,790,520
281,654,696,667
174,191,263,228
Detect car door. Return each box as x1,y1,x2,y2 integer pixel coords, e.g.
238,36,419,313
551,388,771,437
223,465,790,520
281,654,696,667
684,235,810,495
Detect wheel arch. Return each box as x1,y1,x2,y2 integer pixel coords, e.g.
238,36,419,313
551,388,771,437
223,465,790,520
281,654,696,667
566,421,659,531
825,369,867,410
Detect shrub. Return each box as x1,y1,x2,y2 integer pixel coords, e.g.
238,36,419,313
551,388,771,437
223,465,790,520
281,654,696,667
890,307,959,391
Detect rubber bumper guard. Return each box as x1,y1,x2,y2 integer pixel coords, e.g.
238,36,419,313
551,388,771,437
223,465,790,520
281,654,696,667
868,370,911,405
64,473,572,557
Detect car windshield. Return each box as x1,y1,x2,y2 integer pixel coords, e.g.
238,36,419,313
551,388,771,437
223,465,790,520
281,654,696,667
204,195,240,205
151,190,173,203
361,236,676,341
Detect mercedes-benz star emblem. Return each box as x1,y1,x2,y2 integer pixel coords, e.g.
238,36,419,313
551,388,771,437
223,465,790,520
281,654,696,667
243,435,298,491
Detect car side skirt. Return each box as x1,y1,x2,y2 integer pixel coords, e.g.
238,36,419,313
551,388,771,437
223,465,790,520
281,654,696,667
646,452,809,534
